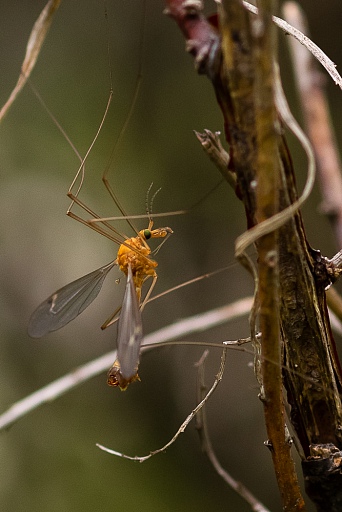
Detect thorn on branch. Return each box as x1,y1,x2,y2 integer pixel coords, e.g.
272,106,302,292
264,439,274,452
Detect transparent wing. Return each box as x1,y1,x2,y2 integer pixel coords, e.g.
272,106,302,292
28,260,117,338
117,264,143,380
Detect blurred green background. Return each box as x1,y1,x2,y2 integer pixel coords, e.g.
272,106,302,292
1,1,342,511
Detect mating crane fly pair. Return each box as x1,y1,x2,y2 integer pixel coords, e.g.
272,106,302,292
28,179,173,390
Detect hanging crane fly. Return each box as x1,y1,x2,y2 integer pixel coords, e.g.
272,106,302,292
28,175,173,390
27,78,176,390
28,0,176,389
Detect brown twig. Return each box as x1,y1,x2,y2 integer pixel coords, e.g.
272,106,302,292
251,2,304,508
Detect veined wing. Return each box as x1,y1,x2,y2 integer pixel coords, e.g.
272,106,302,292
117,264,143,380
28,260,117,338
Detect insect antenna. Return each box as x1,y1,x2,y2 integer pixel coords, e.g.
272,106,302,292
146,182,162,221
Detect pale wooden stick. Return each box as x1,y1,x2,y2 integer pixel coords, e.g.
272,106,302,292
283,2,342,249
0,297,253,431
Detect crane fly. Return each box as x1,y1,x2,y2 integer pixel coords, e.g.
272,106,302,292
28,0,176,389
28,175,173,390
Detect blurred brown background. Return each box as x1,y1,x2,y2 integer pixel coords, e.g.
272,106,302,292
1,1,342,510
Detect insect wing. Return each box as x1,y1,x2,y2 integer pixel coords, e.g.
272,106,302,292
28,261,116,338
117,265,143,380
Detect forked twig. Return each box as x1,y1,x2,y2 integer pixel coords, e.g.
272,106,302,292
195,351,271,512
96,347,228,461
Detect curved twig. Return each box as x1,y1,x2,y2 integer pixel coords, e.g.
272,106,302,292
242,0,342,88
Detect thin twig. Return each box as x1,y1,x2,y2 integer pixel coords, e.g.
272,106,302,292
97,348,228,461
195,351,271,512
0,297,253,431
242,1,342,89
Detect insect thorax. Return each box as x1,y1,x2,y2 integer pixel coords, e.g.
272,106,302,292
117,236,158,279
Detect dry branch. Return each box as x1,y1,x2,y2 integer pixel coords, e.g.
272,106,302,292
166,0,342,509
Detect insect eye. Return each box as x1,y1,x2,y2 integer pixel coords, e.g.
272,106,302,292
143,229,151,240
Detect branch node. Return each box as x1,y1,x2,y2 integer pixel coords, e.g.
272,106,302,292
264,439,274,452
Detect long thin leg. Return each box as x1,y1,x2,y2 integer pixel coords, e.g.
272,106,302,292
101,305,121,330
67,191,129,243
140,274,158,312
68,92,113,206
152,231,173,256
